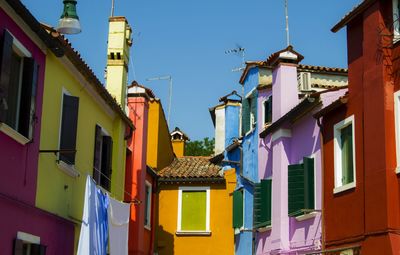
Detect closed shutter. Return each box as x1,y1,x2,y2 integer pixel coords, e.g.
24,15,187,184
0,30,13,122
18,57,38,139
341,124,354,184
251,90,257,125
233,189,243,228
59,95,79,164
93,125,102,184
288,163,305,216
254,179,272,228
101,135,113,191
242,97,250,135
304,157,315,210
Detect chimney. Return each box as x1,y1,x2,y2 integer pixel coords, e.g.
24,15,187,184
266,45,303,121
171,127,189,157
105,16,132,109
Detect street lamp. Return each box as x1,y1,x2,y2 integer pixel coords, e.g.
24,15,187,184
57,0,81,34
146,75,173,127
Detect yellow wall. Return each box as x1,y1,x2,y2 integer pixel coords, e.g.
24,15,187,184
157,169,236,255
172,140,185,157
146,99,174,170
36,52,127,249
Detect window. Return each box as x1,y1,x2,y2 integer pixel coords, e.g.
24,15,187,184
333,115,356,193
242,89,257,135
59,92,79,165
0,29,38,141
394,0,400,41
144,181,152,230
14,232,46,255
93,124,113,191
232,189,243,230
254,179,272,228
263,96,272,125
394,91,400,173
288,157,315,217
177,187,210,234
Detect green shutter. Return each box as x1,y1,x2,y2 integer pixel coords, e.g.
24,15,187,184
304,157,315,210
233,189,243,228
341,124,354,185
288,163,305,217
181,190,207,231
267,97,272,123
251,90,257,124
242,97,250,135
254,179,272,228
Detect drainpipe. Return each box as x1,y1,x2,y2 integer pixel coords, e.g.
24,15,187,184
316,116,326,251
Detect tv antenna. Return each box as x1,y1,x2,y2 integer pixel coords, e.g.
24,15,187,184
146,75,173,128
111,0,115,17
284,0,290,46
225,46,245,72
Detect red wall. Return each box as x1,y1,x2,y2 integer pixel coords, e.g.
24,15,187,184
323,1,400,253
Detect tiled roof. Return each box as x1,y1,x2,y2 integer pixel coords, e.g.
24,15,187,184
331,0,375,32
239,61,348,84
158,157,223,179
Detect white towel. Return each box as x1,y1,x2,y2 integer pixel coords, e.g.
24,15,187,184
107,196,131,255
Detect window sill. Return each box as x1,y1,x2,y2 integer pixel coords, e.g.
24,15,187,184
0,123,30,145
295,212,317,221
245,128,255,137
256,225,272,232
57,160,80,178
144,225,151,231
175,231,211,236
333,182,356,194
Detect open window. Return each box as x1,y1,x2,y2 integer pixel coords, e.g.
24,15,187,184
263,96,272,125
242,89,257,135
14,232,46,255
93,124,113,191
0,29,39,143
393,0,400,42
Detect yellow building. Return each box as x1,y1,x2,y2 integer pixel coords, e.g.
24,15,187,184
157,157,236,255
170,127,190,157
36,17,133,250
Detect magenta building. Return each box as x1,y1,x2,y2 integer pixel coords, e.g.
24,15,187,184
0,0,74,254
255,47,347,254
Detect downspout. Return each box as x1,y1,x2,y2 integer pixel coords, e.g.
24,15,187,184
316,116,326,252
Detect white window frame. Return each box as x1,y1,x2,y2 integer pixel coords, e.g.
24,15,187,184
245,88,257,136
144,180,152,230
393,0,400,42
394,91,400,173
176,186,210,235
262,95,272,126
333,115,356,194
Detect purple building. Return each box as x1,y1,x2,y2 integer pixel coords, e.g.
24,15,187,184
253,46,347,254
0,1,74,254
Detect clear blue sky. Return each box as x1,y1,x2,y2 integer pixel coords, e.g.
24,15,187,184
22,0,360,141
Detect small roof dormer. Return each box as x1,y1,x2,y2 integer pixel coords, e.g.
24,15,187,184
170,127,190,142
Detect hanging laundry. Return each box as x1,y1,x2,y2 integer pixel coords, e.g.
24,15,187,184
107,196,131,255
77,175,109,255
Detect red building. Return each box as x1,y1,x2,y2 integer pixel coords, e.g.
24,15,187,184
316,0,400,254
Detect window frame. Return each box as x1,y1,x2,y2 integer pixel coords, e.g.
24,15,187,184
394,91,400,173
176,186,210,235
244,88,257,136
14,231,46,255
0,30,34,144
144,180,152,230
262,95,272,125
92,124,113,190
333,115,356,194
393,0,400,42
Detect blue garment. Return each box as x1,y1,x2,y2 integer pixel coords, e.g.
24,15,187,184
78,176,109,255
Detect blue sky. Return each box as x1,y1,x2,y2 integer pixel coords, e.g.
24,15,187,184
22,0,360,141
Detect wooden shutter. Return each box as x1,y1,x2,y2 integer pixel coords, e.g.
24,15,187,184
101,135,113,191
304,157,315,210
233,189,243,228
59,95,79,164
341,124,354,184
254,179,272,228
242,97,250,135
18,58,38,139
288,163,305,216
0,30,13,122
93,125,102,184
251,90,257,124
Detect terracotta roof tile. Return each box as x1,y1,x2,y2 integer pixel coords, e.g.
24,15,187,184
158,157,223,179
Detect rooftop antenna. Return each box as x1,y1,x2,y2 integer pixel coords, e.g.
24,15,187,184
146,75,173,128
285,0,290,46
111,0,115,17
225,46,245,72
